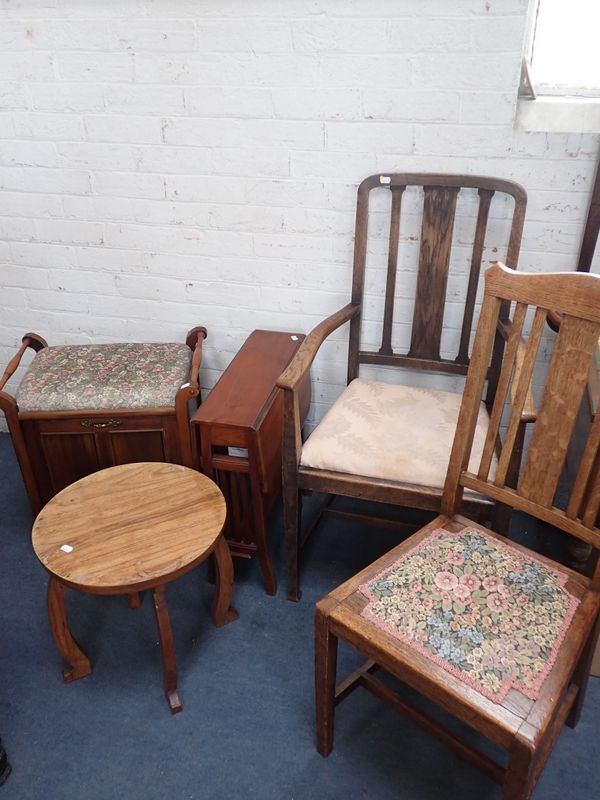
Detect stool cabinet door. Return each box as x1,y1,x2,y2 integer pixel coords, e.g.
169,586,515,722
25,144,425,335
21,412,182,504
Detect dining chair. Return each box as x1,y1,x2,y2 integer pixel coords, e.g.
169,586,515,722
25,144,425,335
315,264,600,799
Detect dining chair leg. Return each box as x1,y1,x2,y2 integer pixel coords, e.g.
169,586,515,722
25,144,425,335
567,610,600,728
210,535,239,627
151,584,182,714
0,738,10,786
315,599,339,757
47,577,92,683
284,480,302,601
502,740,535,800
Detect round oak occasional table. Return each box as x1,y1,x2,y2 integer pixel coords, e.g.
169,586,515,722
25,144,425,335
31,462,238,714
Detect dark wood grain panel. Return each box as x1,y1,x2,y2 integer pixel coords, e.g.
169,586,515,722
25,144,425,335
408,186,460,361
107,429,167,465
39,430,102,496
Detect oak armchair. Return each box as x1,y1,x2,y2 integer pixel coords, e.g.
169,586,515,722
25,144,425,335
277,173,529,601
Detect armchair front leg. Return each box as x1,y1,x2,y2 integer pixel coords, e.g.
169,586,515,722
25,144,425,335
277,302,361,601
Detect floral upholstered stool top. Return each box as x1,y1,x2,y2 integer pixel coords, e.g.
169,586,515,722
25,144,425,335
16,342,193,412
0,328,206,514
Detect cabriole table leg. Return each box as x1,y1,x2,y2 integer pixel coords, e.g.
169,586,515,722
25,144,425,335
211,535,239,627
47,577,92,683
151,585,182,714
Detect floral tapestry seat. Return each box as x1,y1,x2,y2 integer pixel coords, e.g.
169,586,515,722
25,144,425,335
359,524,580,703
16,343,193,413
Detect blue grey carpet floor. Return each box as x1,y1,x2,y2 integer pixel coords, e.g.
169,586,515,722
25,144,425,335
0,432,598,800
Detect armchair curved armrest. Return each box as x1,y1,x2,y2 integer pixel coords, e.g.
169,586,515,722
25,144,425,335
277,303,361,392
277,303,360,476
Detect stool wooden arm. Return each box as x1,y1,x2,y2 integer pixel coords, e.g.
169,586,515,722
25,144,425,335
184,325,207,395
0,333,48,515
0,332,47,395
176,326,208,467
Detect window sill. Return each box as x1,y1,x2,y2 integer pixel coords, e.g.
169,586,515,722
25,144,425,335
516,96,600,133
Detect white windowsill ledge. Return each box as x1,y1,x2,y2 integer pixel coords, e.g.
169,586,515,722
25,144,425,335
516,96,600,133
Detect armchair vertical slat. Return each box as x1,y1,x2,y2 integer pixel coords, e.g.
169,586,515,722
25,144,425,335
456,188,494,364
379,187,405,357
347,180,371,384
484,191,526,409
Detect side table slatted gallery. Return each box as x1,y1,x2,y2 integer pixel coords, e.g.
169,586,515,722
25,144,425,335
191,330,310,595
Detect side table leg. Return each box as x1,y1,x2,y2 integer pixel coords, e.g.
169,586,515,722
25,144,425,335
255,526,277,597
249,471,277,596
248,462,277,595
47,578,92,683
151,585,182,714
211,536,239,627
127,591,144,609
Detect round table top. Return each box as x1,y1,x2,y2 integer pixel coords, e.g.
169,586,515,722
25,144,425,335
32,462,226,594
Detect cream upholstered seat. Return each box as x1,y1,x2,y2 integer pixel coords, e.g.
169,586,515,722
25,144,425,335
301,379,496,496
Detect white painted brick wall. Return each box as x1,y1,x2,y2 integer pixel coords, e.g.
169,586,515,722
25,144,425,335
1,0,599,433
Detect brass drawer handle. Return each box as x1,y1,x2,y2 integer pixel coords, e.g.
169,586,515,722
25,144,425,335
80,419,122,429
